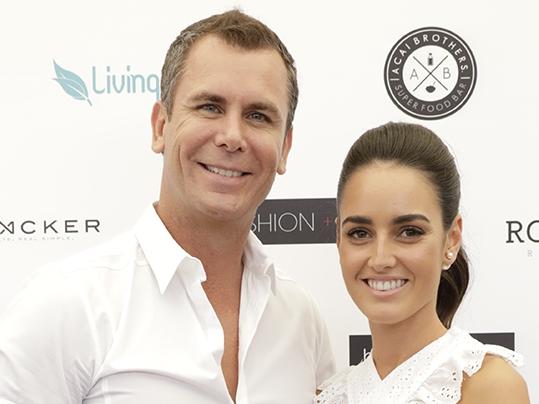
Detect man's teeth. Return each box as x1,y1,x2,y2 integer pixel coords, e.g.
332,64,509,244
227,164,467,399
367,279,406,291
206,165,243,177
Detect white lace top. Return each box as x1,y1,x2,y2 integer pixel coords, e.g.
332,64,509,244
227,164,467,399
315,327,523,404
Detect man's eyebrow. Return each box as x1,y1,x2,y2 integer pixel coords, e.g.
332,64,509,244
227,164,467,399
247,101,281,116
341,216,372,226
392,214,430,225
187,91,226,104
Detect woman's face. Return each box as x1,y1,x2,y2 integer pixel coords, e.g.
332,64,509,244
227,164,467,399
337,161,461,327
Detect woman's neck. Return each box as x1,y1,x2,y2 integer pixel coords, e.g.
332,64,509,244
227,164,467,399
369,310,447,380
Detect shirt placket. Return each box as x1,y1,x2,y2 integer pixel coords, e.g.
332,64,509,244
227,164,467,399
235,266,272,404
180,257,232,402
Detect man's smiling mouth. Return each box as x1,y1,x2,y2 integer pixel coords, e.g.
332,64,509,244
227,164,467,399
201,163,248,178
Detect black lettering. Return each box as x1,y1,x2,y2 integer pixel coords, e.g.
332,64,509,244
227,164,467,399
506,221,524,243
0,221,15,234
44,220,59,233
85,219,101,233
21,220,36,234
527,220,539,242
65,220,78,233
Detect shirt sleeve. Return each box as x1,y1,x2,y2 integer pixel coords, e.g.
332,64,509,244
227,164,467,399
309,295,336,386
0,268,100,404
316,320,336,387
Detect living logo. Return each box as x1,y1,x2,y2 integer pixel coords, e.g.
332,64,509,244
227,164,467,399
52,60,160,105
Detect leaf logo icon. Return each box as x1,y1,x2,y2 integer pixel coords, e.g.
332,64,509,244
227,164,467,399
52,60,92,106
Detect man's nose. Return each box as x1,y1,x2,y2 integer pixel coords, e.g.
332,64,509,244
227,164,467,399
214,113,247,152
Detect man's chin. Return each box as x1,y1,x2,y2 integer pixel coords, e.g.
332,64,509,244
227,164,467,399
196,199,256,225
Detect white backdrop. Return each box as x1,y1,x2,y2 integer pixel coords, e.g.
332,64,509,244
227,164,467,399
1,0,537,401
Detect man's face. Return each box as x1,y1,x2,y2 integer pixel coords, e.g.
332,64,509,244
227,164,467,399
152,35,292,225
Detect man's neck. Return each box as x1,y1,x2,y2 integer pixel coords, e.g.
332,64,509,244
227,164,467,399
154,202,251,280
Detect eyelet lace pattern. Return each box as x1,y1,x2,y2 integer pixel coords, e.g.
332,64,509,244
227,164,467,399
315,327,523,404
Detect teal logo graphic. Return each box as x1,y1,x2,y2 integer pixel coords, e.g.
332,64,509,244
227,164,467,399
52,60,160,105
53,60,92,105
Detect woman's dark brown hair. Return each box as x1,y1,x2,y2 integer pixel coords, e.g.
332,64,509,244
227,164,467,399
337,122,469,328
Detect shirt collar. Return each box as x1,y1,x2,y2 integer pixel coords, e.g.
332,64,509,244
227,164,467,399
134,204,277,295
243,231,277,295
134,205,197,294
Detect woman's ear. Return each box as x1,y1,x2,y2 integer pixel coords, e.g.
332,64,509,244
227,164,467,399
443,215,463,268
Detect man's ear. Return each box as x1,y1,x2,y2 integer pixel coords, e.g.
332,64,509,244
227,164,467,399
277,127,293,175
151,101,167,154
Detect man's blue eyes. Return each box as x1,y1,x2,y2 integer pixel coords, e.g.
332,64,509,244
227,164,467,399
198,105,269,122
200,104,219,113
248,112,269,122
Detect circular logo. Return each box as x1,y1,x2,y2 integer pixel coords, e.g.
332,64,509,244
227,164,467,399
384,27,477,120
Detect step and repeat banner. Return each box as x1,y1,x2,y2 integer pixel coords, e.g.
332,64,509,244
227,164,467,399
1,0,537,400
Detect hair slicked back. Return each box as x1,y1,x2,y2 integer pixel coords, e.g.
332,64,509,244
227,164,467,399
337,122,469,328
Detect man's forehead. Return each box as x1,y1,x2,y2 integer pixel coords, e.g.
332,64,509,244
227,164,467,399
192,33,274,54
176,35,289,108
185,34,284,66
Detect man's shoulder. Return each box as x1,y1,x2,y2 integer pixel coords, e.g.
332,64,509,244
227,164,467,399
273,266,304,291
2,232,137,325
16,231,138,306
39,231,137,279
245,233,317,307
271,266,321,311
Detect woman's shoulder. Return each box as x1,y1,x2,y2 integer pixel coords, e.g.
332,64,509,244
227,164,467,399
459,354,529,404
444,327,523,375
409,327,527,403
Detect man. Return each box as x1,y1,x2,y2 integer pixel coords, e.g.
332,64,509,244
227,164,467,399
0,10,335,404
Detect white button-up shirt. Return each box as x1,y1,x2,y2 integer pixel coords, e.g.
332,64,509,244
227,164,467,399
0,206,335,404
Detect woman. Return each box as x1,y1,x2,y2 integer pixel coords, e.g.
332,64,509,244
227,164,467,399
316,122,529,403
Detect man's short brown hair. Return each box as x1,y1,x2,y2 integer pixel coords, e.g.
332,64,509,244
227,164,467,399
160,10,298,129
